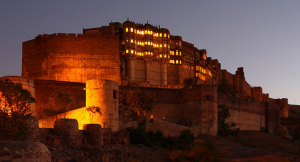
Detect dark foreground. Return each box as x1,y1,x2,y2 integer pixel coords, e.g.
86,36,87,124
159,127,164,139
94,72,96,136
46,130,300,162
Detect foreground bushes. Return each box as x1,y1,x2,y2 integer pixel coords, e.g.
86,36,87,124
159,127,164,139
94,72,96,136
126,127,194,150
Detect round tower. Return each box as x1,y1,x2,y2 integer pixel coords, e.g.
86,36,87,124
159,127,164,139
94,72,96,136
86,80,119,132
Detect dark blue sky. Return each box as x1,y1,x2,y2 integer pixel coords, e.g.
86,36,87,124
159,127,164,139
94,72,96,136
1,1,300,104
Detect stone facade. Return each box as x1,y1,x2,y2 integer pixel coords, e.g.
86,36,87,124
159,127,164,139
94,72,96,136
0,19,294,137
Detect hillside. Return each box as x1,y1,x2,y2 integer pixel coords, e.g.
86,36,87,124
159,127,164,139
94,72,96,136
48,130,300,162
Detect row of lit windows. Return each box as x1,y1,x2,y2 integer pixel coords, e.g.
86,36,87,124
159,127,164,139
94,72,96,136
196,73,206,81
159,54,169,58
196,66,206,74
196,66,212,77
126,50,170,58
125,27,170,38
169,60,182,64
126,39,169,48
170,50,181,56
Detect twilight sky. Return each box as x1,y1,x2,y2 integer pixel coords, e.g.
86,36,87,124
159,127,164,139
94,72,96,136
0,1,299,104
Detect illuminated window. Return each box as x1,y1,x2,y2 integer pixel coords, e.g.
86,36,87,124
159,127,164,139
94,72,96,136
160,33,162,37
126,28,128,32
151,52,153,56
137,30,139,34
131,39,133,43
168,55,170,58
145,41,148,45
150,31,153,35
176,50,178,55
131,50,134,54
180,60,182,64
170,51,174,55
145,30,148,34
164,44,167,47
130,28,133,32
164,54,167,58
160,44,162,48
160,54,162,58
176,60,178,64
180,52,181,56
164,33,166,37
151,42,153,45
134,29,136,33
142,42,144,46
126,39,128,42
168,34,170,38
126,50,129,53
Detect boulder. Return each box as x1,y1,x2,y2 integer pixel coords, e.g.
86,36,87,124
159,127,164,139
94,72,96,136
0,141,51,162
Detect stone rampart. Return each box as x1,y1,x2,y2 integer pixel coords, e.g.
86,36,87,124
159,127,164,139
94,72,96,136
22,33,121,84
34,79,86,118
218,93,265,131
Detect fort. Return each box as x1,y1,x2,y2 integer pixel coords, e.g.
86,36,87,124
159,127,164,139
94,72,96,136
0,20,293,138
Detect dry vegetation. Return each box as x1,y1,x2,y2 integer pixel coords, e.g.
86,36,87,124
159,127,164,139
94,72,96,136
48,130,300,162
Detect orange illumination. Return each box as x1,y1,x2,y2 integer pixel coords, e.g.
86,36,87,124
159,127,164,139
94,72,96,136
164,33,166,37
150,115,153,119
126,28,128,32
130,28,133,32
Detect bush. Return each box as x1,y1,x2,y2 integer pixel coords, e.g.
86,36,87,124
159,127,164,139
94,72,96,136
218,105,240,136
126,127,194,150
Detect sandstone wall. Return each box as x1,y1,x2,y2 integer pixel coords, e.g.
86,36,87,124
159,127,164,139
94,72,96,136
167,64,181,85
22,33,121,84
218,93,265,131
38,107,100,130
34,79,86,119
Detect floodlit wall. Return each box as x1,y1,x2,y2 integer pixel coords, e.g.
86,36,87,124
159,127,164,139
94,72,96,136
22,33,121,84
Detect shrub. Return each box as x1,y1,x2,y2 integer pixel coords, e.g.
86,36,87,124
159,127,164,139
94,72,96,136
126,127,195,150
0,78,35,140
218,105,240,136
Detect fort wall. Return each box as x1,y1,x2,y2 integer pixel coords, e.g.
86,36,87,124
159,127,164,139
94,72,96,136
22,33,121,84
34,79,86,119
218,93,265,131
38,106,101,130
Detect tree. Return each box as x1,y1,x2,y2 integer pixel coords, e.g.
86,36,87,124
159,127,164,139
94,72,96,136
0,78,35,140
218,104,240,136
119,89,155,124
